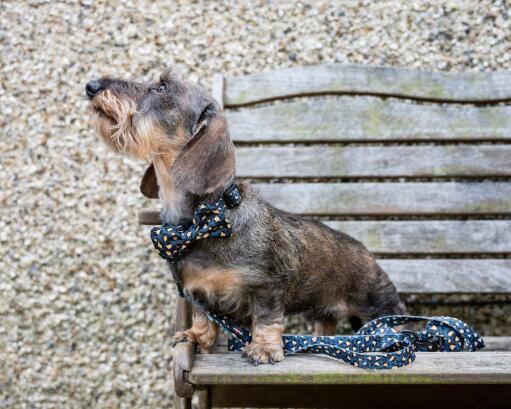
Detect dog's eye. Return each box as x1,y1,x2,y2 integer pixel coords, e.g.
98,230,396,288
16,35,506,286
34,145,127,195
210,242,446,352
156,84,167,93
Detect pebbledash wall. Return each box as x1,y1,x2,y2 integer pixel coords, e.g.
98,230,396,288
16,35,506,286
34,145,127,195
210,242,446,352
1,1,510,408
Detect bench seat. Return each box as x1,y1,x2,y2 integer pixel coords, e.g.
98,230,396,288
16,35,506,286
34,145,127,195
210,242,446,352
191,351,511,385
178,344,511,408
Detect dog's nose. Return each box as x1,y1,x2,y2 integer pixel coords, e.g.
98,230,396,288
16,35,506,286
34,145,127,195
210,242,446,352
85,80,104,100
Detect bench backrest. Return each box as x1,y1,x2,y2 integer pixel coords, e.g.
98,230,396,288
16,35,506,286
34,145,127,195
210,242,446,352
141,65,511,296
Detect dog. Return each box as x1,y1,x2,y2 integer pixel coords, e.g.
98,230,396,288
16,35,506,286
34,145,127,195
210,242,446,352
86,68,405,365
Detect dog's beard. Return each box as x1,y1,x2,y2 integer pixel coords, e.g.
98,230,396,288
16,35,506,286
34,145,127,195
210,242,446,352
89,89,159,160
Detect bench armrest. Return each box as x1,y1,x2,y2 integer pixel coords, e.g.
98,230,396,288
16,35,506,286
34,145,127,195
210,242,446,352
174,341,196,398
138,208,161,225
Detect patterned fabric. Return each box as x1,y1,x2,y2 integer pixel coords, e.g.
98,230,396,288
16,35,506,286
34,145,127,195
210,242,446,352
151,185,241,263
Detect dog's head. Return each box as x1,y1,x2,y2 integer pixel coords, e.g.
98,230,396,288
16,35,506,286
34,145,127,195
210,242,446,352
86,68,235,198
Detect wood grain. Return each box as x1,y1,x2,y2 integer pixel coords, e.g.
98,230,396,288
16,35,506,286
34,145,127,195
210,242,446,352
380,259,511,293
483,337,511,352
235,145,511,177
139,183,511,218
140,213,511,255
212,73,224,109
174,342,195,398
224,65,511,106
325,220,511,254
227,96,511,142
253,182,511,215
189,352,511,385
175,298,193,332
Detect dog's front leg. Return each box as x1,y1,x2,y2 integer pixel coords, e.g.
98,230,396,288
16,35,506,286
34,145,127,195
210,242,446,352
173,311,218,353
244,292,285,365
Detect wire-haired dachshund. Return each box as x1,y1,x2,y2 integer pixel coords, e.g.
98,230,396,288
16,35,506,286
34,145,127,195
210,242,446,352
86,68,405,365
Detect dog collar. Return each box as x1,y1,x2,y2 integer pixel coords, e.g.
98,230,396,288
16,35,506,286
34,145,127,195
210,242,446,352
151,184,241,263
223,183,242,208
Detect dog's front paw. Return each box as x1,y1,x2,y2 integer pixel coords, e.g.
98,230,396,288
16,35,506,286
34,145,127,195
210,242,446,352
172,330,194,346
243,341,285,365
172,327,216,353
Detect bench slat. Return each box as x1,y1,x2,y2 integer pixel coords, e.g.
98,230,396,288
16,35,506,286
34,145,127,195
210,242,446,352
190,352,511,385
254,182,511,215
326,221,511,254
224,65,511,106
139,211,511,255
227,97,511,142
236,145,511,177
483,337,511,351
381,259,511,293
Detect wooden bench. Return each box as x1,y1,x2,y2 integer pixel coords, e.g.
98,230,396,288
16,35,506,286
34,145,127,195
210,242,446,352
139,65,511,408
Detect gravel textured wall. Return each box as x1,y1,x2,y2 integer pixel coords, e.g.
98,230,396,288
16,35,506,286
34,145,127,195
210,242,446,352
1,1,510,408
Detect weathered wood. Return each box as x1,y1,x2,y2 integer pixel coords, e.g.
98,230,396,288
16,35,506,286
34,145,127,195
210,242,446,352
174,342,195,398
253,182,511,215
224,65,511,106
174,396,191,409
196,388,211,409
484,337,511,352
325,221,511,254
161,66,511,406
140,180,511,219
236,145,511,177
211,74,224,109
173,275,194,408
175,298,192,332
227,97,511,142
380,259,511,293
210,384,511,408
145,256,511,293
189,352,511,385
140,213,511,255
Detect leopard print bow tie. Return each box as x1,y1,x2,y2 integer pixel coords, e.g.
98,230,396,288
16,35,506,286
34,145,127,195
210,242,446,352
151,184,241,263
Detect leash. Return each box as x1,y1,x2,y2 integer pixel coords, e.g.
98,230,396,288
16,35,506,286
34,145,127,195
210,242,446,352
181,291,485,370
150,185,485,369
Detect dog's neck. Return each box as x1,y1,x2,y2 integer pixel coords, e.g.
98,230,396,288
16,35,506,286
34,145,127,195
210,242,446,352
152,156,190,224
151,154,237,225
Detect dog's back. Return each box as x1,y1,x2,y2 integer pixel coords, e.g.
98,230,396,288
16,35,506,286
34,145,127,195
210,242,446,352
267,199,405,325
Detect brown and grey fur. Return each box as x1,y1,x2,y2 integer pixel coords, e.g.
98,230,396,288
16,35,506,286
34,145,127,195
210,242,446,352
86,68,405,365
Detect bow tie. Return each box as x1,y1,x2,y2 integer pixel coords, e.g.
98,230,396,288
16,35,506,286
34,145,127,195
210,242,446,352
151,185,241,263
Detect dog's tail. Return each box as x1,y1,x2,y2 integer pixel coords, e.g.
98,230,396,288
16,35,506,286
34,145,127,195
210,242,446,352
372,263,407,316
350,263,406,331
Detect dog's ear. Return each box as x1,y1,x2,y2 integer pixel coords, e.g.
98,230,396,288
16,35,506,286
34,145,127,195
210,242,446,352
170,103,235,195
140,163,159,199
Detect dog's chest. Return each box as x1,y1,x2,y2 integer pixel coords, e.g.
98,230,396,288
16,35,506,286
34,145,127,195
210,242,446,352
159,184,188,225
179,260,246,313
152,157,190,225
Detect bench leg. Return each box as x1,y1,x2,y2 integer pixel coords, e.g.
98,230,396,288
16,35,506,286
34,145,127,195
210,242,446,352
173,297,194,407
174,396,191,409
197,387,211,409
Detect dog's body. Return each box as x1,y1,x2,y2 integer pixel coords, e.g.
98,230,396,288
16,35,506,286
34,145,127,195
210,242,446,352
87,69,404,364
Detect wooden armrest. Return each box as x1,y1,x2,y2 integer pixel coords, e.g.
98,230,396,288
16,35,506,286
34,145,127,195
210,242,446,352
174,342,196,398
138,208,161,225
